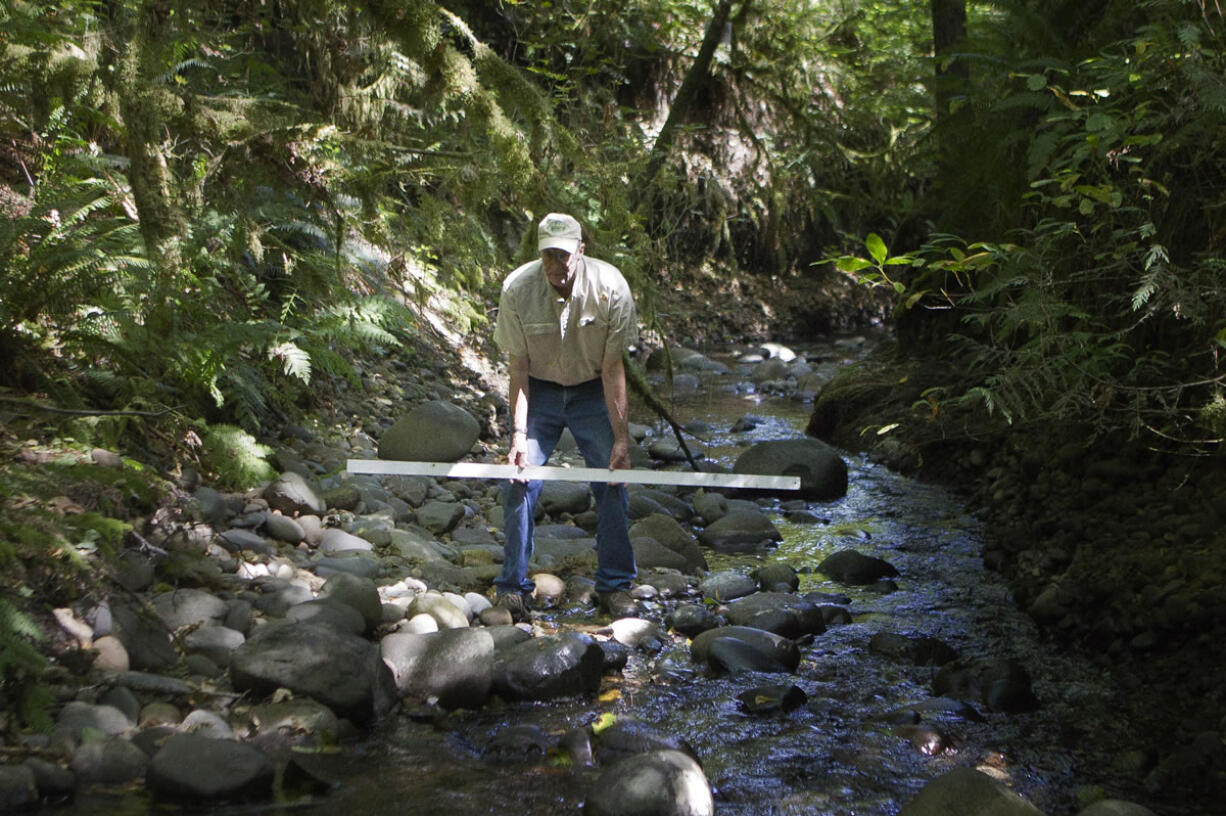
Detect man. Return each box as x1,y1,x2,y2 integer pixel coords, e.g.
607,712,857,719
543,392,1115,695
491,212,639,621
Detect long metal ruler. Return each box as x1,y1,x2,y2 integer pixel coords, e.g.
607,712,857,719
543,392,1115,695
346,460,800,491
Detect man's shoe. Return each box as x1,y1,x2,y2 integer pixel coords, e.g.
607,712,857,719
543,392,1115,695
597,590,638,619
496,592,531,623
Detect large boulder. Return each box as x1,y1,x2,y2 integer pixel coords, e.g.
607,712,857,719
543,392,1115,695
146,734,274,802
381,628,495,709
585,750,714,816
492,632,604,701
230,622,396,724
733,438,848,500
897,767,1043,816
378,401,480,462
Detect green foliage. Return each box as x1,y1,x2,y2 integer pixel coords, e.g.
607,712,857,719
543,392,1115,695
201,424,277,490
0,597,53,732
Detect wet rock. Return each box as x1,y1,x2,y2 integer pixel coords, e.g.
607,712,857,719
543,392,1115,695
648,436,701,461
696,510,782,552
737,683,808,714
492,632,604,701
818,550,899,585
70,736,149,787
263,472,325,516
230,621,397,724
698,570,758,602
599,639,630,671
755,563,799,593
723,592,825,638
932,659,1038,713
0,764,36,810
690,626,800,674
666,604,723,637
868,632,958,666
484,724,552,763
628,514,707,572
608,618,667,651
378,400,480,462
381,628,494,709
897,767,1043,815
585,749,713,816
146,733,274,802
733,438,848,500
540,481,593,515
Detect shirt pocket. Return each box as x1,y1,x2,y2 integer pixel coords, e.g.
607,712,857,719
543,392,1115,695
521,321,560,363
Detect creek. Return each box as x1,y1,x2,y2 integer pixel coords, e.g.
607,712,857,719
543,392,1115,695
61,338,1160,816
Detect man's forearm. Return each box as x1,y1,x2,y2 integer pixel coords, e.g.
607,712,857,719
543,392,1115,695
508,356,530,435
601,353,630,442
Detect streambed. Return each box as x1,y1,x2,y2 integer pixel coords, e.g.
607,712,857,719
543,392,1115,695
61,339,1162,816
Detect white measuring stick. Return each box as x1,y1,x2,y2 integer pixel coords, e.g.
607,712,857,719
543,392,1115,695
346,459,800,491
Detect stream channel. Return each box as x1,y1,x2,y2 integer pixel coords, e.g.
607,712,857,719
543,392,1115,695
71,337,1164,815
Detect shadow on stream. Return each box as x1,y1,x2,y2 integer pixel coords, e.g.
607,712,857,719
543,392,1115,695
62,339,1168,816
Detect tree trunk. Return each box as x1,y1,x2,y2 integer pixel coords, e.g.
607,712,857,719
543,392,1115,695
931,0,968,119
637,0,739,191
113,1,183,286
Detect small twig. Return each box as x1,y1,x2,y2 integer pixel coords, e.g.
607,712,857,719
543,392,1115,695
0,395,175,419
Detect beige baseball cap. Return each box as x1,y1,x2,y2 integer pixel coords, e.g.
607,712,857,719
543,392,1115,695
538,213,582,254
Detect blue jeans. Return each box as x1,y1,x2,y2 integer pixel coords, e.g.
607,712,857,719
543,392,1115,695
495,377,635,596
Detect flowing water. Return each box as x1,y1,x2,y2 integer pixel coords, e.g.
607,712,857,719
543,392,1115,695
65,340,1164,815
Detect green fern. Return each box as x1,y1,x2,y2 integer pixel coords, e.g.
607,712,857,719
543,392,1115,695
201,424,277,489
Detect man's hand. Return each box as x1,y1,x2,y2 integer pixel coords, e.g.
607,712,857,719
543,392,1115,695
509,430,530,482
608,435,631,471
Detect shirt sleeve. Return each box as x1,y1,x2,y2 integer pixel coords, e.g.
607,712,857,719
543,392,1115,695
493,287,528,358
603,277,638,358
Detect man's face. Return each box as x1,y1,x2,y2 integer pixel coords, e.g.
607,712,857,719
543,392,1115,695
541,247,580,292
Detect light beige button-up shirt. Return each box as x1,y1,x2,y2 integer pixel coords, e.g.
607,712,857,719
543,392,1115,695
493,256,637,386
